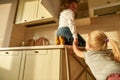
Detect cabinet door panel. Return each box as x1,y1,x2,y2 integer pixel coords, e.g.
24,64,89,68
89,0,107,7
21,0,38,22
22,49,61,80
23,50,51,80
0,51,22,80
89,0,120,8
48,49,61,80
37,3,53,20
41,0,61,21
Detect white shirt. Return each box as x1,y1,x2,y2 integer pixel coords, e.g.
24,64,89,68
58,9,78,39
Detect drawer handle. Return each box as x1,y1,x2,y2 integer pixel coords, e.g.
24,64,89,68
5,52,9,54
24,20,27,22
34,51,39,53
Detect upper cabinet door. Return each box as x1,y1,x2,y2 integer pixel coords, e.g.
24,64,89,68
41,0,61,22
21,0,38,22
89,0,107,8
37,1,53,20
16,0,38,24
15,0,55,24
89,0,120,8
88,0,120,17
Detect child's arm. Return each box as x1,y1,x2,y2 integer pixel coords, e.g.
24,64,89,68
73,38,84,58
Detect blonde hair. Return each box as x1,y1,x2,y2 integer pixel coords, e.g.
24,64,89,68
88,30,120,62
109,39,120,62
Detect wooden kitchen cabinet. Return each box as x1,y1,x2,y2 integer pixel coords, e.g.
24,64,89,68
16,0,38,23
88,0,120,17
89,0,107,8
0,50,22,80
0,46,95,80
89,0,120,8
37,1,53,20
19,49,61,80
15,0,52,24
66,48,96,80
0,48,66,80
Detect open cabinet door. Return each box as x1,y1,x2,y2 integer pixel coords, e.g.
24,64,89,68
41,0,61,22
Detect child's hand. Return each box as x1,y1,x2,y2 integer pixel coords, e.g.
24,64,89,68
73,38,78,45
73,38,78,50
73,38,84,58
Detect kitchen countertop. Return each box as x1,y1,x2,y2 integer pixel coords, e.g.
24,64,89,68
0,45,85,51
0,45,64,51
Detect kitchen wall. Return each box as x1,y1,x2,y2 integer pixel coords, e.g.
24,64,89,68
78,14,120,48
0,0,18,47
9,24,27,47
77,14,120,39
10,14,120,47
26,14,120,46
26,23,58,45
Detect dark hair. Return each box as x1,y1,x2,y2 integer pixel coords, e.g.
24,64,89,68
68,0,79,4
59,0,79,15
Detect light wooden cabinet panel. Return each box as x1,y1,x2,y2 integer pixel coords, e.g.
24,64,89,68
88,0,120,17
15,0,53,24
0,47,96,80
89,0,120,8
37,3,52,20
16,0,38,23
21,0,38,22
0,51,22,80
89,0,107,8
66,48,96,80
20,49,61,80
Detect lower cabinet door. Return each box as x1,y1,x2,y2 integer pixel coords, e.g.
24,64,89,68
0,51,22,80
21,49,61,80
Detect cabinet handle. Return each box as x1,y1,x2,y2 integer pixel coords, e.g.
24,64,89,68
24,20,27,22
5,52,9,54
34,51,39,53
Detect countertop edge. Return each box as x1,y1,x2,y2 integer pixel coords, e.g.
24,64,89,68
0,45,85,51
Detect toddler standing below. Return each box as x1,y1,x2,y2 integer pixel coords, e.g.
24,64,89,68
73,30,120,80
